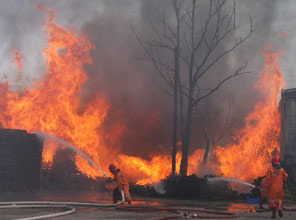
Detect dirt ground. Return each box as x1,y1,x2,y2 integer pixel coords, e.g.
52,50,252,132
0,191,296,219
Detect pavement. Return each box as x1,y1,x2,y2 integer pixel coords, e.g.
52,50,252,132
0,191,295,219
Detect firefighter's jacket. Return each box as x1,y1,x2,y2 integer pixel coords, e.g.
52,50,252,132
265,165,288,208
113,169,131,202
260,176,268,198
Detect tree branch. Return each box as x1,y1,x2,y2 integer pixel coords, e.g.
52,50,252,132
193,60,251,105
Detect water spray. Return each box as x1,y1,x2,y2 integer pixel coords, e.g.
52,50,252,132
0,132,126,220
207,177,256,188
35,132,109,178
6,133,296,219
35,133,124,201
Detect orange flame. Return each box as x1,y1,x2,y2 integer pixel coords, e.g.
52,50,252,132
118,149,204,184
13,49,23,81
0,6,285,185
0,9,111,177
213,44,284,181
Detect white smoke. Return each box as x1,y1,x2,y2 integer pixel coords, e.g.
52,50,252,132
271,0,296,88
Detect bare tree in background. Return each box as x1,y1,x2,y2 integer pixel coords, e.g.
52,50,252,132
133,0,252,176
198,94,234,164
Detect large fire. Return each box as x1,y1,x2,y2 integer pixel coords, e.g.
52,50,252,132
0,8,284,185
213,45,284,181
0,8,112,178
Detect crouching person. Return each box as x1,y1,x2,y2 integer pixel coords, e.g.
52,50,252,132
266,149,288,218
109,164,132,205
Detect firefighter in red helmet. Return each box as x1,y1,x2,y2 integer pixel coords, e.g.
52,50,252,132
108,164,132,205
265,149,288,218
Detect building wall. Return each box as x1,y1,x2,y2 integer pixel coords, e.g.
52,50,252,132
0,128,43,191
280,89,296,181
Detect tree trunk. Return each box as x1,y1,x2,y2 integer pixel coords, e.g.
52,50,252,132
180,94,193,176
172,1,181,176
203,141,211,163
171,45,180,175
180,137,189,176
171,68,178,175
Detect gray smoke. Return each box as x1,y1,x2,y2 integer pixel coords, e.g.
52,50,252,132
0,0,295,158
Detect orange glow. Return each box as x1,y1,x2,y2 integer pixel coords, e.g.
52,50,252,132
119,149,204,185
228,204,256,213
213,44,284,181
0,9,111,178
13,49,23,81
42,140,57,163
0,5,285,185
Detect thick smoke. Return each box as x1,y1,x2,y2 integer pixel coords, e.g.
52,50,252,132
0,0,295,159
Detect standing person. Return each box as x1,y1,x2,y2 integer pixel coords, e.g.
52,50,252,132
108,164,132,205
266,149,288,218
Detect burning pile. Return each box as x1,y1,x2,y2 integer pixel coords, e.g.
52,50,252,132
0,7,285,185
0,7,111,178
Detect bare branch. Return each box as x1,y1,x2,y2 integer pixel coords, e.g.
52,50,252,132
189,0,233,85
196,26,252,82
132,27,175,89
158,12,176,45
193,60,251,106
148,17,174,49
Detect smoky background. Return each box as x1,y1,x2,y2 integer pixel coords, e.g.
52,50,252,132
0,0,295,159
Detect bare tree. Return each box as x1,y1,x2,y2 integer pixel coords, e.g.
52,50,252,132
198,94,234,164
133,0,252,176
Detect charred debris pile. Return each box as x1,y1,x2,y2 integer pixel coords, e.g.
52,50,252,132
131,175,245,201
41,159,99,190
132,174,296,201
40,159,296,201
40,158,239,200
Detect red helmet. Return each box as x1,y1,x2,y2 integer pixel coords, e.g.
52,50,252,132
109,164,116,171
271,149,280,164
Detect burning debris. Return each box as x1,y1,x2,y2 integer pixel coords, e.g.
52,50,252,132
131,175,253,201
0,3,292,193
41,159,99,190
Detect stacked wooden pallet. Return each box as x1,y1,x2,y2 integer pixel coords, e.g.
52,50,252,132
0,128,43,191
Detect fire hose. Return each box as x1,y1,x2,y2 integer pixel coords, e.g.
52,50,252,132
1,179,294,220
3,200,296,220
1,179,295,219
0,133,127,219
0,190,125,220
2,134,291,219
0,200,241,220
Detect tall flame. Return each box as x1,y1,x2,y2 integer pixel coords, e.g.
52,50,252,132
213,45,284,181
0,7,285,185
0,9,112,177
13,50,23,81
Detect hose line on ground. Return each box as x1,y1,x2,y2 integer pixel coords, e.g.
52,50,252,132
2,195,296,219
0,204,75,220
0,190,125,220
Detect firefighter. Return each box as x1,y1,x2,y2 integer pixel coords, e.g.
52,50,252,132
108,164,132,205
265,149,288,218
